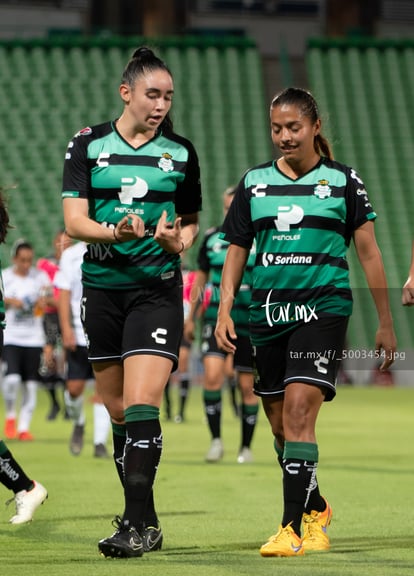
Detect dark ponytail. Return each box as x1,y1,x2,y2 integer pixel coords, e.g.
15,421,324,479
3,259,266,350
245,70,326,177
0,187,11,245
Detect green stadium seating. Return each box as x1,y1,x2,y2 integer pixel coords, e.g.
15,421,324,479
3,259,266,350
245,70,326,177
0,36,270,266
307,38,414,352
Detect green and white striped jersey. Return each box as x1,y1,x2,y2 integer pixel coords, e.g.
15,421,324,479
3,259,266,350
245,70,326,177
198,225,255,337
62,121,202,289
222,157,376,345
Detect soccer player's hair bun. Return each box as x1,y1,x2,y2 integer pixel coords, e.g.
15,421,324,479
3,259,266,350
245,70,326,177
132,46,154,60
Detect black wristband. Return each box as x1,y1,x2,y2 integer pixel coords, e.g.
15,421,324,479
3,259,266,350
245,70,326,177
113,227,120,243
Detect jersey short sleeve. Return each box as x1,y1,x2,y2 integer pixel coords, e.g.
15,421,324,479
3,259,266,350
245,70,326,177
221,177,255,249
197,227,219,272
62,126,95,199
172,135,202,215
343,166,377,244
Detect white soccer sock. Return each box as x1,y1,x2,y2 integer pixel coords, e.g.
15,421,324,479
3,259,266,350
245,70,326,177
2,373,20,417
64,389,85,425
18,380,37,432
93,402,111,445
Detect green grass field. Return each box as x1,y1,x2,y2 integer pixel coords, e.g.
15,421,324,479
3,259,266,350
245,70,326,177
1,383,413,575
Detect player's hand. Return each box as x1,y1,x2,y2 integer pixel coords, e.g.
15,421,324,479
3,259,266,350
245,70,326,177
61,327,77,351
375,325,397,370
113,214,146,242
402,278,414,306
215,314,237,354
154,210,183,254
184,318,195,342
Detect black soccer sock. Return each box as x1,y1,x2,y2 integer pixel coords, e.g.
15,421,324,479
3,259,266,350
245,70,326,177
240,403,259,449
304,470,326,514
226,375,239,415
112,422,126,487
123,405,162,529
163,379,171,420
178,378,190,418
203,390,222,439
0,440,33,493
143,489,158,528
273,438,284,468
48,384,59,406
282,441,319,537
274,438,325,515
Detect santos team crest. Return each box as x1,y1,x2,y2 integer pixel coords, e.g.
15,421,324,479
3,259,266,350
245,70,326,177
158,153,174,172
314,179,332,199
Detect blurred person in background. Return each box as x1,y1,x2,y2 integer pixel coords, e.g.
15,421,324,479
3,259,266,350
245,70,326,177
54,240,111,458
184,186,259,464
402,241,414,306
215,87,396,557
0,186,47,523
163,262,198,423
62,46,201,558
2,239,53,441
37,228,72,420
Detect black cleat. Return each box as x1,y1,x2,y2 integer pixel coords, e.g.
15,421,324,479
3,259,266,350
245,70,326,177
94,443,109,458
47,403,60,421
70,424,84,456
141,524,163,552
98,517,144,558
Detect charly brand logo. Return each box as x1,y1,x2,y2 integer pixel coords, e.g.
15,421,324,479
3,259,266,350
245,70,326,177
151,328,167,344
212,241,224,253
251,183,268,197
314,355,329,374
261,290,318,327
133,440,150,448
285,462,300,475
118,176,148,204
314,179,331,199
350,168,363,184
350,168,372,207
274,204,304,231
158,152,174,172
96,152,111,167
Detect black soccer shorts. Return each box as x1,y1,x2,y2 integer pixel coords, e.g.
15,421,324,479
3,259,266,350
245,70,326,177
82,277,183,371
66,345,94,381
201,323,253,373
2,344,43,381
253,316,349,401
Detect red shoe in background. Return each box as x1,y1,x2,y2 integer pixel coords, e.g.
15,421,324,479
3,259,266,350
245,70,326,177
18,431,34,441
4,418,17,439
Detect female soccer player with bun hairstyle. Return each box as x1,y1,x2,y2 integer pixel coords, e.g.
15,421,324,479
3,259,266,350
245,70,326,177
62,46,202,558
215,87,396,557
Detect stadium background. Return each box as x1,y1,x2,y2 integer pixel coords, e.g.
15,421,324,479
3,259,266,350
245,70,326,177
0,0,412,380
